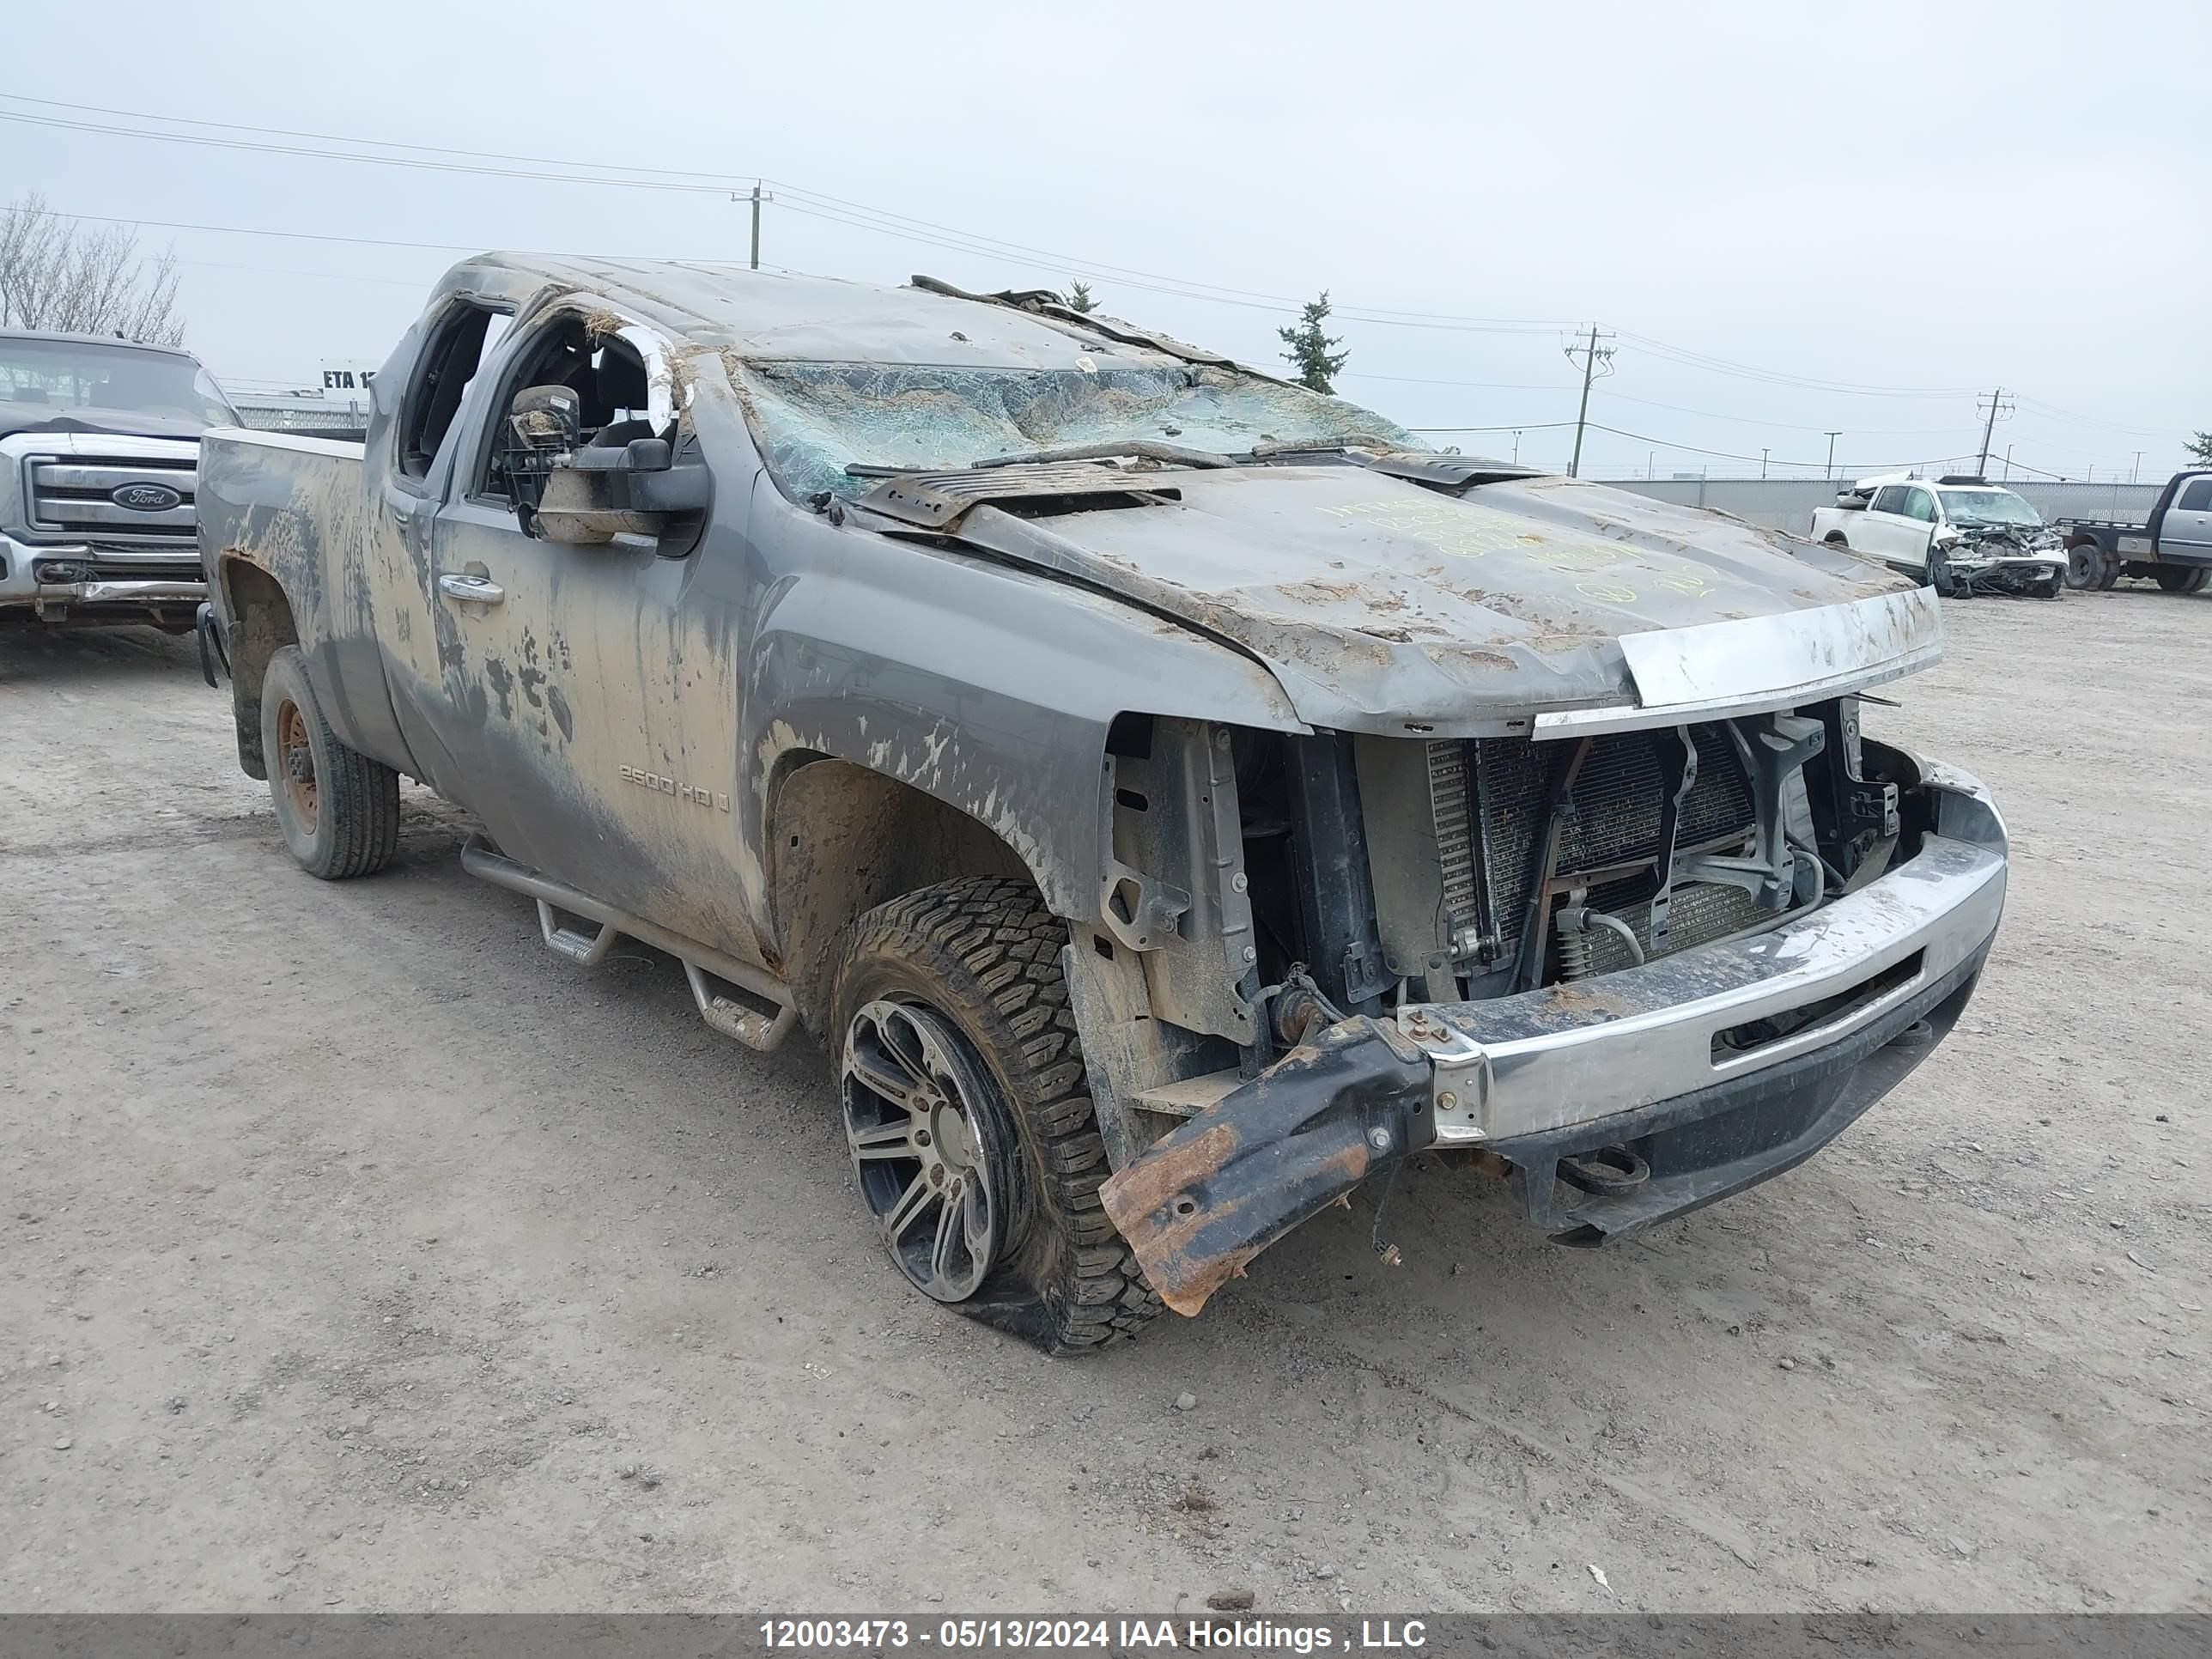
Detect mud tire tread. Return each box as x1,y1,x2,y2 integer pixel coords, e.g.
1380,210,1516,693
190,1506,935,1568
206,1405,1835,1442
835,876,1163,1352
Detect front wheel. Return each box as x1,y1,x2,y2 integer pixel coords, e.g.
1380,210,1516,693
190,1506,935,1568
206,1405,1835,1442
260,645,400,879
1925,548,1956,598
831,877,1161,1353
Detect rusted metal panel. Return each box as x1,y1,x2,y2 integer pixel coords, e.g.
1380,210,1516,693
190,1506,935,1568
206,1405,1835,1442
1097,1017,1433,1316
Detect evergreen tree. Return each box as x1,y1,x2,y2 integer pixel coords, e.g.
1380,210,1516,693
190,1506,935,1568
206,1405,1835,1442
1066,280,1099,314
1278,291,1348,394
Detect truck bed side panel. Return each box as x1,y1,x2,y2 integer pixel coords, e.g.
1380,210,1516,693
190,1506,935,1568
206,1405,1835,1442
197,429,419,775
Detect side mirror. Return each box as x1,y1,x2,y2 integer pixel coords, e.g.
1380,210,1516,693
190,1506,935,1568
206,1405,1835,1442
535,434,714,548
495,385,711,548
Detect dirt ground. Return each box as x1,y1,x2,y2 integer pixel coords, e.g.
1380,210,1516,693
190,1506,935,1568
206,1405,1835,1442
2,589,2205,1615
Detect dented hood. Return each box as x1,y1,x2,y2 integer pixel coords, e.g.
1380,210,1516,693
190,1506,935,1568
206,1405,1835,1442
939,466,1931,736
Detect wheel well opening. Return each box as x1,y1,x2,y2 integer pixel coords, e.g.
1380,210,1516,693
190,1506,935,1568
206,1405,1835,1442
221,558,299,780
1822,532,1848,545
769,757,1033,1038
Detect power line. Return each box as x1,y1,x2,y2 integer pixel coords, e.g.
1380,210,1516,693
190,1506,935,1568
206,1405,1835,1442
16,86,2172,444
0,91,759,183
0,95,1568,331
1409,422,1580,433
1610,327,1981,399
0,108,741,196
2012,394,2174,440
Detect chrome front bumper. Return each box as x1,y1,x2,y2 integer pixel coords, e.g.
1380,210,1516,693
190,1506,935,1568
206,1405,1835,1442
1100,765,2007,1313
1407,770,2006,1146
0,532,205,617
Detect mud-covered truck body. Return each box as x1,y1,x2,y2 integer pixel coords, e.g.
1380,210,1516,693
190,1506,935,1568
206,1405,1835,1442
2056,469,2212,592
1,330,238,630
198,258,2008,1348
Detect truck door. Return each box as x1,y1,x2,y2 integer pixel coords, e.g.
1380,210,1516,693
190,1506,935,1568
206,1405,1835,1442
2162,476,2212,562
374,295,514,796
421,304,765,966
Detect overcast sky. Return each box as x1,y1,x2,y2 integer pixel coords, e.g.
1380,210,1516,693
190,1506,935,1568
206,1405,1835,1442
9,0,2205,481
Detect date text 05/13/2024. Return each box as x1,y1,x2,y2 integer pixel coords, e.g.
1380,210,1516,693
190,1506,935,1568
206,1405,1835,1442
757,1620,1430,1652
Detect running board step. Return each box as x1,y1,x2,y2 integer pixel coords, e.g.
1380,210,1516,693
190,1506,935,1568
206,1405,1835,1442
461,836,798,1054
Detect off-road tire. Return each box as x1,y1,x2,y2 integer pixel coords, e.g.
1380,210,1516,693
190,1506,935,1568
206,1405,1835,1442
832,877,1162,1353
2153,566,2209,594
260,645,400,879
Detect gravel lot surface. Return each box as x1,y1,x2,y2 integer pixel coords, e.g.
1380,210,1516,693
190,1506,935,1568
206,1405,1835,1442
2,592,2204,1613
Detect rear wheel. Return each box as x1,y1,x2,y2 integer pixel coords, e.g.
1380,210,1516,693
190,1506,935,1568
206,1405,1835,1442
260,645,400,879
2153,566,2209,594
832,877,1161,1353
2064,543,2107,589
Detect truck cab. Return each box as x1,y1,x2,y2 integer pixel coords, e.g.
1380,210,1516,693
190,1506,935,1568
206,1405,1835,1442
1811,472,2064,599
0,330,239,630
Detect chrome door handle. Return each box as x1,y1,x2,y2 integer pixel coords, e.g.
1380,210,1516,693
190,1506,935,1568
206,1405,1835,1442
437,573,505,605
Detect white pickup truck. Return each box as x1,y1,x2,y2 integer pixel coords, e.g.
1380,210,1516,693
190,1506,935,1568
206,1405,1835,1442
1811,472,2065,599
0,329,237,631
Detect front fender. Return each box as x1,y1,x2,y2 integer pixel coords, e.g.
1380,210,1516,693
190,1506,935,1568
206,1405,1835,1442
740,501,1306,921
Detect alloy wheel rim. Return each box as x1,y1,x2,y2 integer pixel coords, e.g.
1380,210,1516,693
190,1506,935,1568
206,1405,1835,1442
841,999,1002,1303
276,701,319,831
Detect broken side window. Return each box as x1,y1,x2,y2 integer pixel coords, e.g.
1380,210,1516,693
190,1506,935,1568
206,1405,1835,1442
470,313,656,502
398,301,512,480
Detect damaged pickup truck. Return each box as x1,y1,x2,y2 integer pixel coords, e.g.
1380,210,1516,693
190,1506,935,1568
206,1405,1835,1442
197,258,2008,1351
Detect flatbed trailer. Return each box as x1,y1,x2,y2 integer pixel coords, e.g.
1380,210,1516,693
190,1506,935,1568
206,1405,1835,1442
2057,469,2212,592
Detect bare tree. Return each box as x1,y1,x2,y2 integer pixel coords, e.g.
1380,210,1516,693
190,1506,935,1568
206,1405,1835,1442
0,193,185,345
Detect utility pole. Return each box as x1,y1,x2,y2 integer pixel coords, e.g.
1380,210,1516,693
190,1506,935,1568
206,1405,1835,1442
2131,450,2144,483
1974,387,2014,476
1563,324,1615,478
1824,432,1841,479
1510,429,1522,463
1760,447,1770,479
2002,444,2013,481
735,183,775,270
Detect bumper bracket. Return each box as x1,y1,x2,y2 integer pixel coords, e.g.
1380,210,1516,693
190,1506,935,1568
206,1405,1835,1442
1097,1017,1434,1316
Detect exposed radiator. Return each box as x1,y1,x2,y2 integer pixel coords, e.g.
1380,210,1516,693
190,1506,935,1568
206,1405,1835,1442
1432,723,1760,975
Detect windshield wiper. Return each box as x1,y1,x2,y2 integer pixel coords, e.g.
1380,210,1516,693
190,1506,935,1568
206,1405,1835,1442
970,440,1237,471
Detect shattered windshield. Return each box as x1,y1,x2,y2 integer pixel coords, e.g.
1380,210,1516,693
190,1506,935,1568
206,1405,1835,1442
734,359,1417,501
1939,488,2041,528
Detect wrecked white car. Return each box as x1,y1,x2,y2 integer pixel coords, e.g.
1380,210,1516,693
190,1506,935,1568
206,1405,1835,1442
195,260,2008,1349
1813,472,2065,599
